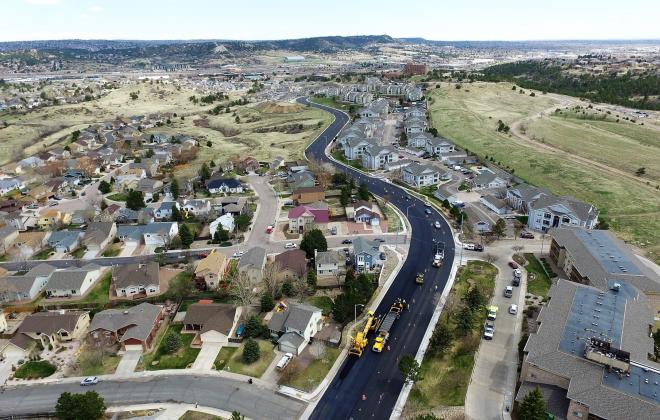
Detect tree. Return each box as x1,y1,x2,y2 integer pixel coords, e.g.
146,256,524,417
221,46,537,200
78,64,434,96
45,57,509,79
635,167,646,176
126,190,145,210
167,272,194,300
55,391,106,420
340,186,350,207
464,287,486,311
307,270,317,291
244,314,265,338
300,228,328,259
261,261,282,299
357,183,370,201
231,412,245,420
428,322,453,356
235,214,251,232
260,293,275,312
171,205,183,222
98,180,111,194
170,178,180,199
398,353,422,383
164,331,182,353
282,280,295,297
230,271,255,306
455,306,475,337
199,162,212,181
242,338,260,364
493,218,506,238
332,172,348,185
178,224,194,249
207,140,213,147
214,224,229,242
518,386,547,420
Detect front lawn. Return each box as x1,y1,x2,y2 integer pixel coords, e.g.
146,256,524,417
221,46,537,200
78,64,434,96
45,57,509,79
214,347,238,371
31,247,54,260
70,246,87,259
14,360,57,379
221,340,276,378
409,261,497,409
77,348,121,376
280,346,341,392
107,193,128,201
101,244,122,257
143,325,200,370
523,253,553,297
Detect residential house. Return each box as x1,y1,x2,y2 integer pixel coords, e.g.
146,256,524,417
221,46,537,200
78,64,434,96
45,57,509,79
315,250,341,276
0,263,56,303
361,145,398,170
425,138,455,156
216,197,247,216
155,201,179,220
402,163,442,188
351,201,380,225
70,209,94,225
2,311,90,358
112,262,160,298
116,222,178,246
47,230,83,253
404,117,426,134
194,250,228,290
407,132,433,148
115,207,154,224
45,264,106,298
528,196,598,232
470,171,509,190
0,178,22,195
10,231,48,259
88,302,164,351
359,98,389,118
292,186,325,205
238,246,267,285
343,137,378,161
480,195,509,215
182,302,241,347
38,209,71,229
182,199,212,218
268,303,323,355
352,237,384,271
288,203,330,233
505,183,546,213
82,222,117,253
136,178,163,200
206,178,244,194
287,171,316,191
0,225,19,254
210,214,235,237
275,249,308,282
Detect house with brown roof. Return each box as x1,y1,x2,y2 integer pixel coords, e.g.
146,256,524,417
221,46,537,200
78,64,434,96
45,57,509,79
181,301,242,347
112,262,160,298
88,302,164,351
274,249,308,282
194,250,228,290
292,186,325,205
1,311,90,359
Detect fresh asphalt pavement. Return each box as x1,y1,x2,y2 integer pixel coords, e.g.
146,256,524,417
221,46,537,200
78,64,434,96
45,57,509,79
0,375,304,420
298,98,456,420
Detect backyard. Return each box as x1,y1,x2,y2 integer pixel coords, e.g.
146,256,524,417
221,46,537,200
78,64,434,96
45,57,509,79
408,261,497,411
143,325,200,370
78,272,112,305
428,82,660,263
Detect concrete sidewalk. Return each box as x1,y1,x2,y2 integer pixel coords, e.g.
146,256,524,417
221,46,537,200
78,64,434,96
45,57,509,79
107,402,248,420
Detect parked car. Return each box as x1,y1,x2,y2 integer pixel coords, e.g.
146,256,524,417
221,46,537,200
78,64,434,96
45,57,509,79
374,238,385,243
276,353,294,370
434,221,441,229
487,305,498,321
483,321,495,340
473,244,484,252
508,261,519,269
520,231,535,239
342,239,352,244
463,243,475,251
504,286,514,298
232,251,244,259
425,208,432,215
509,304,518,315
284,242,297,249
266,225,274,234
512,276,520,287
513,268,522,278
80,376,99,386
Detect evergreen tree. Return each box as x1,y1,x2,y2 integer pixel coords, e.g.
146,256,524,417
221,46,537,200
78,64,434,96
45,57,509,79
55,391,106,420
282,281,295,297
244,315,264,338
242,338,260,364
518,386,547,420
260,293,275,312
428,322,453,356
170,178,180,199
357,183,370,201
300,229,328,259
126,190,145,210
98,180,111,194
164,331,182,353
171,205,183,222
307,270,317,291
455,306,475,337
179,224,194,249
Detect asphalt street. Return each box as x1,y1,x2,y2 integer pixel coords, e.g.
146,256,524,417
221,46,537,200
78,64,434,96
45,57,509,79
299,98,456,420
0,375,304,420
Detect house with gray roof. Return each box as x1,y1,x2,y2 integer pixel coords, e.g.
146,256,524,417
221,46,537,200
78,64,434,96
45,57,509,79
0,225,19,254
352,237,384,271
238,246,267,285
359,98,389,118
407,132,434,148
0,263,56,303
425,137,455,156
315,250,341,276
402,162,442,188
361,144,398,170
470,170,510,191
82,222,117,253
343,137,379,161
116,222,178,246
112,262,160,298
47,230,83,253
519,278,660,420
268,303,323,355
505,183,547,212
528,195,598,232
45,264,107,298
88,302,164,350
404,117,426,134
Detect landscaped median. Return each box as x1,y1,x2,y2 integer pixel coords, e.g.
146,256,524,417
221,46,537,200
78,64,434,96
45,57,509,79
405,261,496,415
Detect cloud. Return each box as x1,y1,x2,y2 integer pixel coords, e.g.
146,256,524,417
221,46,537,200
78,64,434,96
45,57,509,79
89,5,103,13
25,0,61,5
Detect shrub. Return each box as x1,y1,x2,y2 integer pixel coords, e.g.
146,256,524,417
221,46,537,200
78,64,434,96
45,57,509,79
164,331,182,354
242,338,260,364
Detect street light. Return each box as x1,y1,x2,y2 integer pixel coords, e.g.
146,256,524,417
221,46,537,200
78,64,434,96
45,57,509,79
354,304,365,324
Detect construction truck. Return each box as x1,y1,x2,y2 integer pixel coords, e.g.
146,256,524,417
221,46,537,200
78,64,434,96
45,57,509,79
349,310,376,357
372,299,407,353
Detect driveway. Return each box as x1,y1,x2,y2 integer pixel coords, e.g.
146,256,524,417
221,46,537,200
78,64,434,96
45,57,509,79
0,354,22,385
115,350,143,376
260,349,285,384
192,342,223,371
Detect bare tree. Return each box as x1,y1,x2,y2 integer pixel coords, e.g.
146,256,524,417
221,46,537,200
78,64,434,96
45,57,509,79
511,245,524,254
279,359,301,383
310,341,327,360
262,261,282,298
230,270,255,307
484,253,499,264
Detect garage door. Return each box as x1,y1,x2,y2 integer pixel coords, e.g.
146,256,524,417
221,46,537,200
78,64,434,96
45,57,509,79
124,344,143,351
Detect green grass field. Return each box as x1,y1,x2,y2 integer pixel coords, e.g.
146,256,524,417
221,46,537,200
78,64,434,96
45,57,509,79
217,340,276,378
144,325,200,370
523,253,553,297
428,82,660,263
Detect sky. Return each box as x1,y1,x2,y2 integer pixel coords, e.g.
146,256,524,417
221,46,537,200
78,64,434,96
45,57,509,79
3,0,659,42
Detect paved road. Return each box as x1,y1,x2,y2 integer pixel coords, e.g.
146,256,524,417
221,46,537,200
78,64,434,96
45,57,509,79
0,375,303,420
298,98,456,420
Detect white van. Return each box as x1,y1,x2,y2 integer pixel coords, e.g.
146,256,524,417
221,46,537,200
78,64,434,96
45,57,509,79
276,353,294,370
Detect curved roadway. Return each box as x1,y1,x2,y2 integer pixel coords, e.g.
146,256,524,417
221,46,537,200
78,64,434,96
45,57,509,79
299,98,455,420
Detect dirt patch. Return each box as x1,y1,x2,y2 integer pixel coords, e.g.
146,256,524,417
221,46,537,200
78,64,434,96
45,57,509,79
255,101,306,114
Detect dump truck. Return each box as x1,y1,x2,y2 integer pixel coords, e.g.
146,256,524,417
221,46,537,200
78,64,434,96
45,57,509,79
372,299,407,353
415,273,424,284
349,310,376,357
